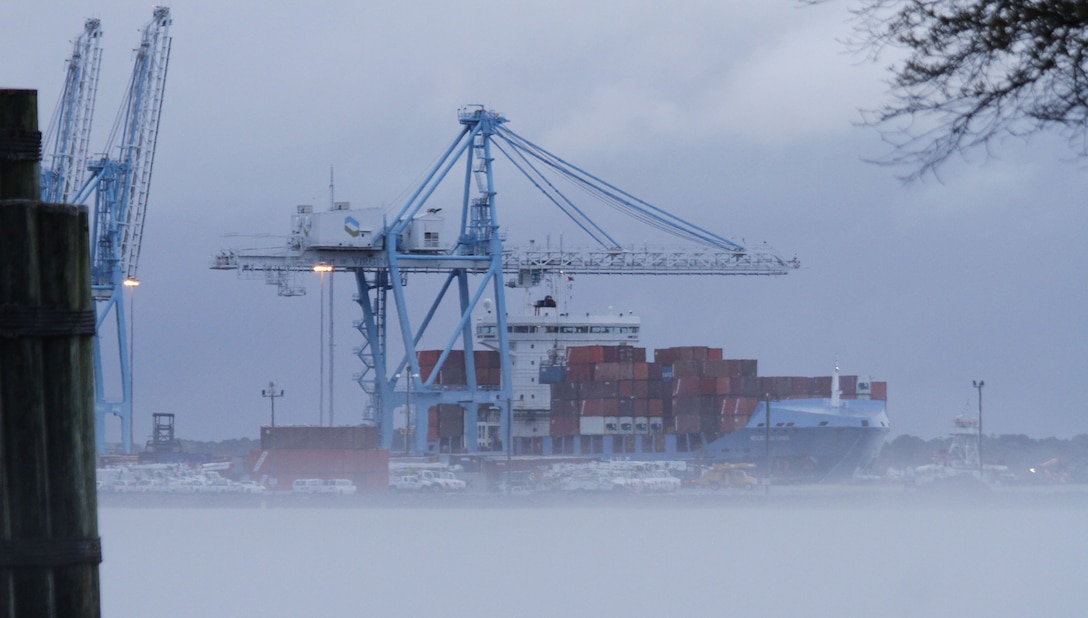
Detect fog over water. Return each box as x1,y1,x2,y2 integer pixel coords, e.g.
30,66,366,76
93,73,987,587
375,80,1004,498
100,493,1088,617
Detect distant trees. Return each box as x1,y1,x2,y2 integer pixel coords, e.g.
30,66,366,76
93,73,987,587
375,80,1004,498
813,0,1088,180
873,432,1088,478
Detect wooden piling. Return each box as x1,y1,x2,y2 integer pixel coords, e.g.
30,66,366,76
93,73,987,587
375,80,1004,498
0,89,101,617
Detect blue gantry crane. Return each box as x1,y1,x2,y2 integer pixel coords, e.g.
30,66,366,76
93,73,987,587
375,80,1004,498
64,7,172,454
215,105,798,454
40,18,103,204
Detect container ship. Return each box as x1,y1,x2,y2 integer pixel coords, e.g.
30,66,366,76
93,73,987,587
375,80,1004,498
431,293,892,482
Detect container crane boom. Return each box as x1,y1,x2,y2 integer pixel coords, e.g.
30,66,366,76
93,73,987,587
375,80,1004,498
75,6,172,454
214,106,798,455
40,18,103,204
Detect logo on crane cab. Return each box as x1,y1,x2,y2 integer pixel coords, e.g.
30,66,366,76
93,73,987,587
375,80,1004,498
344,216,361,238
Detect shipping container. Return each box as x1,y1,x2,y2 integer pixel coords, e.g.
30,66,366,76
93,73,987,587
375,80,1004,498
580,398,619,417
672,396,702,416
581,380,620,399
674,413,701,433
550,399,579,417
579,416,605,435
647,398,664,416
566,363,596,382
568,345,606,365
604,417,620,434
260,425,381,450
672,377,702,397
871,381,888,401
550,416,579,436
512,418,550,438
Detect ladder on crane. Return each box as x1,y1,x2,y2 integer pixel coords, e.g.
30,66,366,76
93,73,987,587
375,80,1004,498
213,105,798,455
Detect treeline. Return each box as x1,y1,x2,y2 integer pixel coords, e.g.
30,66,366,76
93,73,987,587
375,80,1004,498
872,434,1088,480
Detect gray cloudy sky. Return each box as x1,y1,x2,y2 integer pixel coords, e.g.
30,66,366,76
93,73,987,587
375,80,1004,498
6,1,1087,442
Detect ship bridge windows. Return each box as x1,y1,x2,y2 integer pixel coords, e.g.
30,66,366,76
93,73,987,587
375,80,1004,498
819,421,829,426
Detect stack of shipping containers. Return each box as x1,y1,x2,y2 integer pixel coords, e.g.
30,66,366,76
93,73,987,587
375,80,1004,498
417,349,502,452
246,426,388,493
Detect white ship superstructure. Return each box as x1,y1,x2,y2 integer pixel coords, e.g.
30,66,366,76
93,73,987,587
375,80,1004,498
475,294,639,436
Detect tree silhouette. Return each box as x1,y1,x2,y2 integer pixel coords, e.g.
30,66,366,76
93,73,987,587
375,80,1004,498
821,1,1088,180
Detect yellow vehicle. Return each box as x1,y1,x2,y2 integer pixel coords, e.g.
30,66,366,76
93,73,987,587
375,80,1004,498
692,463,758,489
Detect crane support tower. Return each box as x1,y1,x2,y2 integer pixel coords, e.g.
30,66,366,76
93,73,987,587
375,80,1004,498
214,105,799,455
41,18,103,204
66,7,172,454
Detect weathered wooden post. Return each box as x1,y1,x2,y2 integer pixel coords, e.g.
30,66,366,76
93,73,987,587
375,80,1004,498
0,89,102,617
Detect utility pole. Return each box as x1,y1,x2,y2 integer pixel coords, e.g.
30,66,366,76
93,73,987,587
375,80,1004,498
763,393,772,495
973,380,984,479
262,381,284,428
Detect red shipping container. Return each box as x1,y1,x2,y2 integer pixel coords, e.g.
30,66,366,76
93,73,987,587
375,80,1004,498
647,362,663,380
672,360,703,377
568,345,605,365
871,381,888,401
699,377,719,395
594,362,621,381
550,416,579,436
474,349,500,369
701,360,728,378
672,396,701,416
550,399,579,417
813,376,833,397
839,375,858,395
672,377,701,397
715,377,733,394
674,414,701,433
417,349,441,366
437,405,464,438
566,364,595,383
427,409,439,441
551,381,580,400
740,359,757,377
647,398,664,416
580,398,619,417
619,380,649,398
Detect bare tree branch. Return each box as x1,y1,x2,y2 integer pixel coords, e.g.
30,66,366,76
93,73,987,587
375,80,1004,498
813,0,1088,180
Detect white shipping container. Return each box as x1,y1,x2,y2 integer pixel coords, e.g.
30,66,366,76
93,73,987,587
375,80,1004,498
512,418,550,438
604,416,619,434
579,416,605,435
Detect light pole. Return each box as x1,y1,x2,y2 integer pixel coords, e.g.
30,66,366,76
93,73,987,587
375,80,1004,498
262,381,284,489
763,392,772,495
123,277,139,449
313,264,332,426
973,380,984,479
262,381,284,428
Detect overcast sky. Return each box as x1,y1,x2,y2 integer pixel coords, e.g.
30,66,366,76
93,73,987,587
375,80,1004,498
6,1,1087,442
